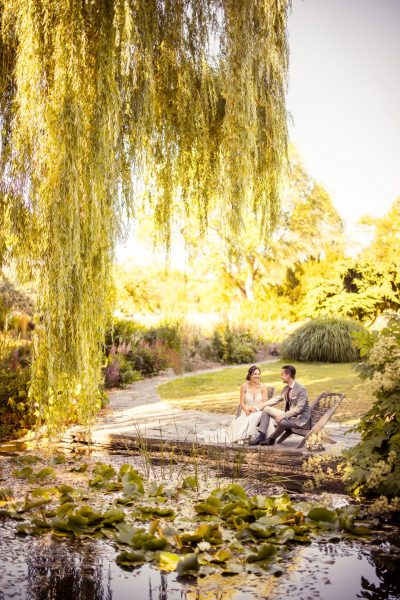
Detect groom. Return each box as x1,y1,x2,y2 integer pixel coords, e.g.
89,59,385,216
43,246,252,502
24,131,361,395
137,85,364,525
250,364,311,446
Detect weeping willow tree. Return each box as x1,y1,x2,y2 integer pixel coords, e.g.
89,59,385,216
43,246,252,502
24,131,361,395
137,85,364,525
0,0,290,436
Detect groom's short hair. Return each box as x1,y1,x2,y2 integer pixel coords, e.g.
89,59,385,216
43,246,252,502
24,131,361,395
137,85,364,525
282,365,296,378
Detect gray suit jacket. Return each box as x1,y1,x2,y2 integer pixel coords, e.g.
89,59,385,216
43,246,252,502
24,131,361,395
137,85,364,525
266,380,311,427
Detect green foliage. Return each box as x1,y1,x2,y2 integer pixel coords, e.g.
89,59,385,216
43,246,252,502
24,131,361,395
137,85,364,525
103,355,142,389
0,0,290,436
280,317,365,363
0,340,32,440
343,315,400,498
302,262,400,324
1,453,376,578
211,325,258,364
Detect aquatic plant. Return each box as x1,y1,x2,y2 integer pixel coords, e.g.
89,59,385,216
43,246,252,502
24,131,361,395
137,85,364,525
0,454,375,578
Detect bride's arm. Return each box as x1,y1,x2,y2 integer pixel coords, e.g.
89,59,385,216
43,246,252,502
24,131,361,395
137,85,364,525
239,384,250,416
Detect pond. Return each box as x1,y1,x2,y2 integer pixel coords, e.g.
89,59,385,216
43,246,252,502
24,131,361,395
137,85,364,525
0,447,399,600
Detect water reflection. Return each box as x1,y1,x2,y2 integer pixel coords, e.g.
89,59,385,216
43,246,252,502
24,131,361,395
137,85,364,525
1,520,400,600
358,545,400,600
26,539,112,600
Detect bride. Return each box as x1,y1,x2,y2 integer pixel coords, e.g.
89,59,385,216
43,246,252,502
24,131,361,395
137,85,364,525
200,365,274,444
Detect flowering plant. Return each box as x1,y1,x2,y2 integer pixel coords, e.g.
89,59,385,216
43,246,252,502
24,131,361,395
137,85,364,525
343,314,400,498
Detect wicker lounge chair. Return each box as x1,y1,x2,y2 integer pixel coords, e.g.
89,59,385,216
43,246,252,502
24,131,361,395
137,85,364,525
276,392,345,449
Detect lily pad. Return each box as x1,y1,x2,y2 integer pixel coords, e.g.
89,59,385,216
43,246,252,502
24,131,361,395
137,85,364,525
154,551,180,572
307,507,338,524
116,550,146,567
176,553,200,576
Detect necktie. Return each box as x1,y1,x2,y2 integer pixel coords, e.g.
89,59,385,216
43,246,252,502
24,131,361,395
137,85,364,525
285,387,291,412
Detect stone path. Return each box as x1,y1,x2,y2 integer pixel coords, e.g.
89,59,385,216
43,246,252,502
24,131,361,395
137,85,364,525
69,366,360,453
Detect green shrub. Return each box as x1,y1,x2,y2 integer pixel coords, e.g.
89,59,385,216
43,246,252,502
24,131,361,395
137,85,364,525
103,355,141,389
143,320,182,353
0,346,34,440
343,315,400,498
211,325,257,364
126,346,169,376
280,317,365,363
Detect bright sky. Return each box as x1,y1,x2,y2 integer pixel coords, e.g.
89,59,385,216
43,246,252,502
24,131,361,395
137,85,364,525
287,0,400,228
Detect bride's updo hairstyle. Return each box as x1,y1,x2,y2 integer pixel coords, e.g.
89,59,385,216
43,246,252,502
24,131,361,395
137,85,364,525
246,365,261,381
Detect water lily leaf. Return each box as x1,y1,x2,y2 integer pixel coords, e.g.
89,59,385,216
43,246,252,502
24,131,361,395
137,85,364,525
89,464,117,488
93,463,116,480
250,495,269,509
12,455,42,466
50,454,66,465
35,467,55,480
246,543,277,563
351,525,371,536
0,488,13,500
247,522,276,540
68,514,89,528
211,548,232,563
255,515,286,528
273,494,293,513
221,501,251,520
13,466,33,479
119,467,144,497
31,486,58,499
221,561,244,575
56,503,76,516
181,476,198,490
212,484,248,502
102,507,125,525
162,525,179,537
154,551,181,572
116,550,146,567
114,523,144,545
51,516,70,531
115,522,168,551
274,527,295,544
176,553,199,576
31,517,50,529
179,524,223,547
292,535,312,544
148,481,165,497
143,538,168,551
307,507,338,524
23,497,49,511
74,505,103,525
136,505,175,518
195,498,220,516
68,463,89,473
16,522,35,535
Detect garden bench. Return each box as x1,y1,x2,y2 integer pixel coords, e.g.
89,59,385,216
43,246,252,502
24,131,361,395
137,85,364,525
276,392,345,449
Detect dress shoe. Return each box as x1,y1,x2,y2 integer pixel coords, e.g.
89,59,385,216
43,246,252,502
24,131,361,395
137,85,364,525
249,433,266,446
260,437,275,446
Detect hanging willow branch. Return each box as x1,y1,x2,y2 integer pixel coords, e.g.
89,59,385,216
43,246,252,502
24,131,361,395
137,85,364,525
0,0,290,435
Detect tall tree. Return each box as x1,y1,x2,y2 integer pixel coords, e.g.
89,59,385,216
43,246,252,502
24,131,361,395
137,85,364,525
0,1,290,434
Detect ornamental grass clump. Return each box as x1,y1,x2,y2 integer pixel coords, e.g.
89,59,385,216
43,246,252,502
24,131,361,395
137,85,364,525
280,317,365,363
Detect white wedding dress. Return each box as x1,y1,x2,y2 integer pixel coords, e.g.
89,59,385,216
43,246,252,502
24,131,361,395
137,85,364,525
200,385,274,444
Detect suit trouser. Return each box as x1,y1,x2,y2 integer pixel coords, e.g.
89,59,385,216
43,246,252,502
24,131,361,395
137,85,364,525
258,406,305,440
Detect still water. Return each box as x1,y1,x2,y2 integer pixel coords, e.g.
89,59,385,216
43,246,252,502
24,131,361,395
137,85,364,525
0,519,399,600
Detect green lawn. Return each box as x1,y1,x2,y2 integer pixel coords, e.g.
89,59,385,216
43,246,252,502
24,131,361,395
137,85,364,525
158,361,371,424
